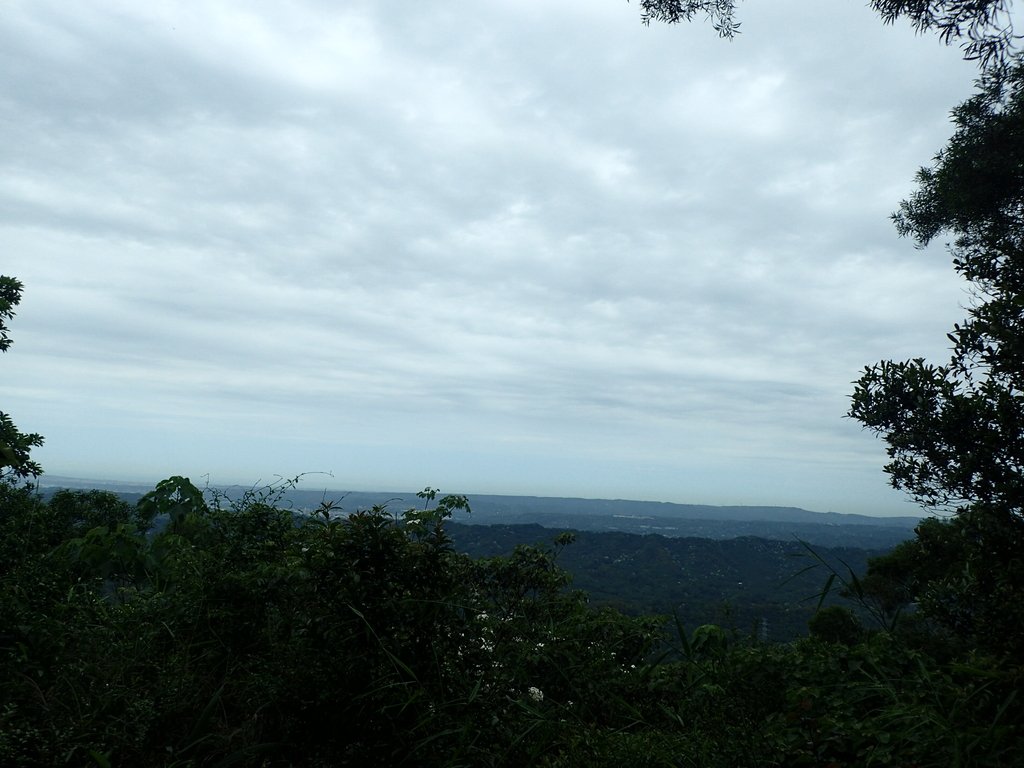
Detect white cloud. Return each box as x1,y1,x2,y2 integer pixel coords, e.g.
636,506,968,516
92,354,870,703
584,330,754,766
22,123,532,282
0,0,980,514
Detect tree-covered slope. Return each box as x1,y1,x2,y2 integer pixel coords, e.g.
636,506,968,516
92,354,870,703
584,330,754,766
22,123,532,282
448,522,879,641
2,478,1020,767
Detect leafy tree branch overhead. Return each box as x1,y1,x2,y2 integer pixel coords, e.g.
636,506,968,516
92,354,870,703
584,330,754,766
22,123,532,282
634,0,1019,66
634,0,741,36
0,275,22,354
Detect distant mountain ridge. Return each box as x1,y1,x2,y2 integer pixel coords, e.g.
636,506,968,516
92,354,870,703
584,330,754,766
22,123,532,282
36,475,922,549
460,494,921,527
447,496,919,549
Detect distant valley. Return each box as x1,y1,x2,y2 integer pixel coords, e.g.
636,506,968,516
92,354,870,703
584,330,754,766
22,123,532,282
36,475,922,641
447,521,880,642
36,475,921,550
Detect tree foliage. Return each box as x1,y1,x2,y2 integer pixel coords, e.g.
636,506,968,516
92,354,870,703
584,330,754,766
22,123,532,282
1,480,1020,766
849,62,1024,653
637,0,1024,663
850,63,1024,519
872,0,1019,67
0,275,43,480
634,0,1019,66
634,0,741,37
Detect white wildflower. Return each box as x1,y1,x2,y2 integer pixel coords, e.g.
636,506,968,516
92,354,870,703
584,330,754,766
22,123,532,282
527,686,544,703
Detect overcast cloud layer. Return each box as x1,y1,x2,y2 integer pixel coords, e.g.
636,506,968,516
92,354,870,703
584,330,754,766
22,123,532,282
2,1,983,514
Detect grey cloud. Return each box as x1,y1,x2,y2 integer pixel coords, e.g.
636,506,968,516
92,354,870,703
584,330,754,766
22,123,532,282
0,0,982,513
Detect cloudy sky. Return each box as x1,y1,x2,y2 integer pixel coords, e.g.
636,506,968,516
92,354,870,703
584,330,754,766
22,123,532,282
2,1,984,514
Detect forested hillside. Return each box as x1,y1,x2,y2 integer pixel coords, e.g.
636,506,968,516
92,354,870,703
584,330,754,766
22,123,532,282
448,522,878,641
1,479,1020,766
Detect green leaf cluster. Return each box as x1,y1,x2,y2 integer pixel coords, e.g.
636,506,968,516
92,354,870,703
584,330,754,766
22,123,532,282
0,275,43,480
2,478,1021,766
849,61,1024,656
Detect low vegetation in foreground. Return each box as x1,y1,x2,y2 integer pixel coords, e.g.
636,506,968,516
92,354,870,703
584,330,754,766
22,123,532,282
1,477,1020,767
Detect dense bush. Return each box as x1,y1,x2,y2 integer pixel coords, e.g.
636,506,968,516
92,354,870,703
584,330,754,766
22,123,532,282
1,477,1020,766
